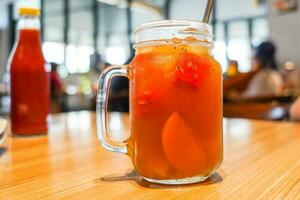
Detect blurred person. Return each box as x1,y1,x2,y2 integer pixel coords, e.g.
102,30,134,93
224,41,284,100
243,41,284,97
50,62,64,113
109,76,129,112
109,52,132,112
290,97,300,121
90,52,105,73
91,60,129,112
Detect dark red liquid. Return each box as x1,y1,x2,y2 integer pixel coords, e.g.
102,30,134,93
10,29,49,135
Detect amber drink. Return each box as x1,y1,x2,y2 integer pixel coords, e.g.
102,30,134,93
97,20,223,185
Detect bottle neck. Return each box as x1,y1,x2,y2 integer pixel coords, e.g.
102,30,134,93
18,16,40,30
16,16,41,46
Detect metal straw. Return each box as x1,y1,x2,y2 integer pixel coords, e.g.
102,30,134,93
202,0,214,23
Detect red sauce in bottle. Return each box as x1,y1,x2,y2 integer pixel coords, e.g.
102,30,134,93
9,12,49,135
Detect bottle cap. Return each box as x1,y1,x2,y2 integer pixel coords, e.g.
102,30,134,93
19,8,40,17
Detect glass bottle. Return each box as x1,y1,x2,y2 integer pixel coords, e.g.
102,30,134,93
8,8,49,135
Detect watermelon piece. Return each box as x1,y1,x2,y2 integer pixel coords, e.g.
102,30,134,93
174,53,210,87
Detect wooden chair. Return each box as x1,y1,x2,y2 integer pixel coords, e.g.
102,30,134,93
224,95,295,104
224,102,290,121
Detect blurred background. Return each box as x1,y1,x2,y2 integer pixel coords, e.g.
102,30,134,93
1,0,300,121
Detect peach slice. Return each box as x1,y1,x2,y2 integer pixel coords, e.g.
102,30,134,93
162,112,206,174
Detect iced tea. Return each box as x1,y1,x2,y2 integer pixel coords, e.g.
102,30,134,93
128,38,223,180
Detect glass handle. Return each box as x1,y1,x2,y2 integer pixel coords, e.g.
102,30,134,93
96,65,129,154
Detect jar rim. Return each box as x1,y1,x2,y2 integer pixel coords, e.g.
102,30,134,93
135,20,212,35
134,20,213,48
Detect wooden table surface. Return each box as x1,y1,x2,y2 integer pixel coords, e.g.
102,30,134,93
1,111,300,200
